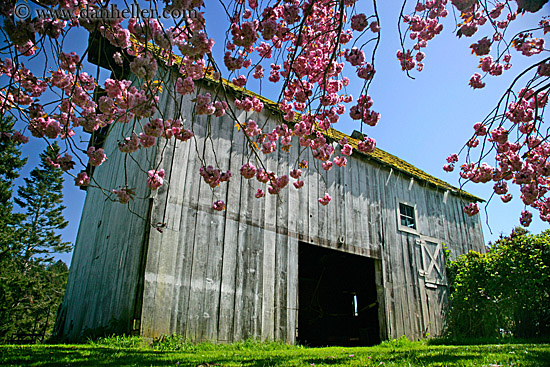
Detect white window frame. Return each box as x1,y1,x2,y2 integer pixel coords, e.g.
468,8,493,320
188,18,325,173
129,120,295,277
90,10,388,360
396,199,419,235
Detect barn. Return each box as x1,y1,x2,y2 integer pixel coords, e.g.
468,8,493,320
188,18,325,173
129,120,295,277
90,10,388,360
55,38,485,345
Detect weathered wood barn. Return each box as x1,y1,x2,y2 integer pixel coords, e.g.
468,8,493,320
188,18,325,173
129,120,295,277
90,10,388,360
55,40,485,345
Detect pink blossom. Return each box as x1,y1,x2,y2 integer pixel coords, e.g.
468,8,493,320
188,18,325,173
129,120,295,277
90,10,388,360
232,75,247,87
75,172,90,187
253,65,264,79
87,147,106,167
113,52,123,65
357,137,376,153
513,35,545,57
341,144,353,156
290,169,302,179
29,116,61,139
11,131,28,144
473,123,488,136
177,128,194,142
57,153,74,171
489,63,503,76
520,210,532,227
119,133,140,153
240,163,257,179
147,169,165,190
463,202,480,216
322,161,333,171
104,78,132,99
446,154,459,164
345,48,366,66
469,73,485,89
538,61,550,76
255,189,265,198
470,37,491,56
267,175,289,195
357,64,375,80
494,181,508,195
460,23,478,37
176,76,195,95
113,188,132,204
130,54,158,80
467,138,479,148
195,93,216,115
501,193,513,203
397,50,415,71
293,180,305,189
257,42,273,58
351,14,369,32
318,193,332,206
245,120,262,137
139,133,156,148
333,156,347,167
490,127,508,144
212,200,226,211
59,52,80,73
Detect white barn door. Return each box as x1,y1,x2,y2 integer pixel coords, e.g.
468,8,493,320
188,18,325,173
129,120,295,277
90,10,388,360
416,236,449,337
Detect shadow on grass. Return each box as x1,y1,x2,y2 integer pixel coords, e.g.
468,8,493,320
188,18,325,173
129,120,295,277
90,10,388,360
1,346,176,367
412,344,550,367
1,346,353,367
1,345,302,367
427,337,550,346
2,343,550,367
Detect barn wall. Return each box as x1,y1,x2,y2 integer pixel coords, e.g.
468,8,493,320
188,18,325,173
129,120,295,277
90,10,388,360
374,164,484,340
55,80,178,340
58,70,484,342
139,79,484,343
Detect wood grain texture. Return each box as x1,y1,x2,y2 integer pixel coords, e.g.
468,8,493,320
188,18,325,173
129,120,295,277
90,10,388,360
60,77,485,343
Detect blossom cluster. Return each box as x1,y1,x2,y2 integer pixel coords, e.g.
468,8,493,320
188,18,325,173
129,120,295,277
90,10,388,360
2,0,548,223
449,85,550,225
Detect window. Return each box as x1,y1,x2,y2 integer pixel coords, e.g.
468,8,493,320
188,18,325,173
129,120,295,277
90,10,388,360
396,199,418,234
399,202,416,229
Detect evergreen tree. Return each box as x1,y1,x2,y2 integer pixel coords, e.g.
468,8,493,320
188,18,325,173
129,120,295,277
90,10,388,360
14,142,71,265
0,117,27,261
0,117,28,342
0,139,71,342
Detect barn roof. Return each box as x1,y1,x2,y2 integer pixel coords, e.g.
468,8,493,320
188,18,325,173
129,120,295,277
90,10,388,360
88,33,483,202
205,78,483,202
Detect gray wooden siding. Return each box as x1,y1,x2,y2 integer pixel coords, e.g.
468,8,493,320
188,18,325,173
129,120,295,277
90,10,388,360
56,78,178,339
140,80,484,342
59,75,484,342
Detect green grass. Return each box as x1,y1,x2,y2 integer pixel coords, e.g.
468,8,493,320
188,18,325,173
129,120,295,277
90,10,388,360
1,336,549,366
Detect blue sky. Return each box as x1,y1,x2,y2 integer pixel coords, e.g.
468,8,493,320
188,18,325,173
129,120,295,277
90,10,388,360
9,1,548,265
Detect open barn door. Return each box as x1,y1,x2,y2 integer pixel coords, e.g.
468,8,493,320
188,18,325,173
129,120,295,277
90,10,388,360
415,237,449,337
297,242,381,346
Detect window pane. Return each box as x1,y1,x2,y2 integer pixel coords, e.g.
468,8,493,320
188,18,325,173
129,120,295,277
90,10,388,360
399,203,416,229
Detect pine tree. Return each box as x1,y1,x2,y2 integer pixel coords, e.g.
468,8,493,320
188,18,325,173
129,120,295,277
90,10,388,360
0,117,28,342
0,140,71,342
0,117,27,260
14,142,71,265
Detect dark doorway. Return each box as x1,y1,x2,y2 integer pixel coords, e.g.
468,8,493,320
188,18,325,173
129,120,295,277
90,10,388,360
297,242,380,346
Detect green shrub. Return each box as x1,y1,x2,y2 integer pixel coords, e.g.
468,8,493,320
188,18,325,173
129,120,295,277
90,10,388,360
445,228,550,338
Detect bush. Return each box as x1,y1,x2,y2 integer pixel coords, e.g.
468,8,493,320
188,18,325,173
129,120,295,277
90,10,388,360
446,228,550,338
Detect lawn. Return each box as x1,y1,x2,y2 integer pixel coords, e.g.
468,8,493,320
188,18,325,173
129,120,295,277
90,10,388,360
1,336,549,366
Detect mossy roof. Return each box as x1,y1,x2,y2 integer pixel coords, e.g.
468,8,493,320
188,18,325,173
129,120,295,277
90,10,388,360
206,76,483,202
